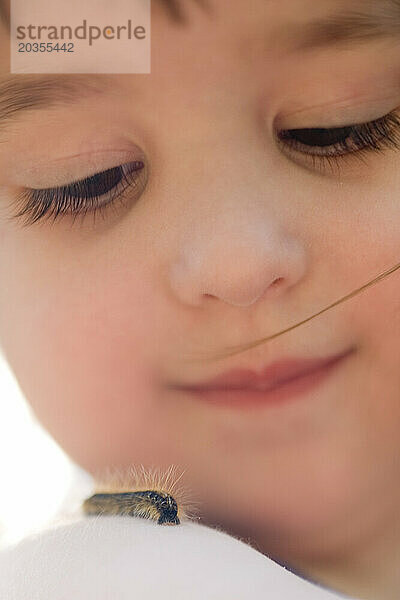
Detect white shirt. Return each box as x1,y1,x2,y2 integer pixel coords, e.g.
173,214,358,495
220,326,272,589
0,513,352,599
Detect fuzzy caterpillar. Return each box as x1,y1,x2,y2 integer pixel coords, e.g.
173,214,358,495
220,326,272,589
83,490,180,525
82,464,199,526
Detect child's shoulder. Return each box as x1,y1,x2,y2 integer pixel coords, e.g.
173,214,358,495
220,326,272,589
0,515,349,599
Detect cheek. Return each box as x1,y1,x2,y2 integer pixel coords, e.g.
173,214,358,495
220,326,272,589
324,190,400,364
332,250,400,500
0,232,172,469
346,246,400,366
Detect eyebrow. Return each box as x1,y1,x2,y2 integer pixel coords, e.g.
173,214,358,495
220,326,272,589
0,75,108,129
289,0,400,51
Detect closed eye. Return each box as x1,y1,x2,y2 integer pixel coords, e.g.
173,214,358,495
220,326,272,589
11,160,148,227
276,110,400,174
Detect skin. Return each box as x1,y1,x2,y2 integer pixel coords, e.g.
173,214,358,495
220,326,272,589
0,1,400,597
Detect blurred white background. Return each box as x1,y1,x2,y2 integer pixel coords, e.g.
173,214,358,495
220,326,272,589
0,354,94,549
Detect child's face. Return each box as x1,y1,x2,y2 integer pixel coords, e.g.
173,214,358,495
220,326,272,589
1,0,400,564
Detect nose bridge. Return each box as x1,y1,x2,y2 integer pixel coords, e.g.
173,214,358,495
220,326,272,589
176,127,283,230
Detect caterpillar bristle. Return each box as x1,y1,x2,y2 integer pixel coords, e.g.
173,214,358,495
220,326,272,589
85,464,201,523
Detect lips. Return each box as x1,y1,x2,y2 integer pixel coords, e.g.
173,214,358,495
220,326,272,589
173,347,355,397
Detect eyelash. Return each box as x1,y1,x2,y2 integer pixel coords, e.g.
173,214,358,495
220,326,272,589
10,110,400,227
11,160,147,227
276,110,400,175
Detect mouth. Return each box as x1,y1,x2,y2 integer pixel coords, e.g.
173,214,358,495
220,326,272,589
170,346,356,408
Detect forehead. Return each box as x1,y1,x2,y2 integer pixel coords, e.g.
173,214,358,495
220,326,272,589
2,0,396,24
157,0,400,57
1,0,400,41
158,0,400,21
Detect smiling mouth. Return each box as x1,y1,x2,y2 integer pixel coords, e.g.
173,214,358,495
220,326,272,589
169,346,356,407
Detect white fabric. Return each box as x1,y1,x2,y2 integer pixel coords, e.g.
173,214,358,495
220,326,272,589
0,515,351,599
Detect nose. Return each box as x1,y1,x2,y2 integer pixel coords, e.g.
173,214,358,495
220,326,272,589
168,198,307,309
